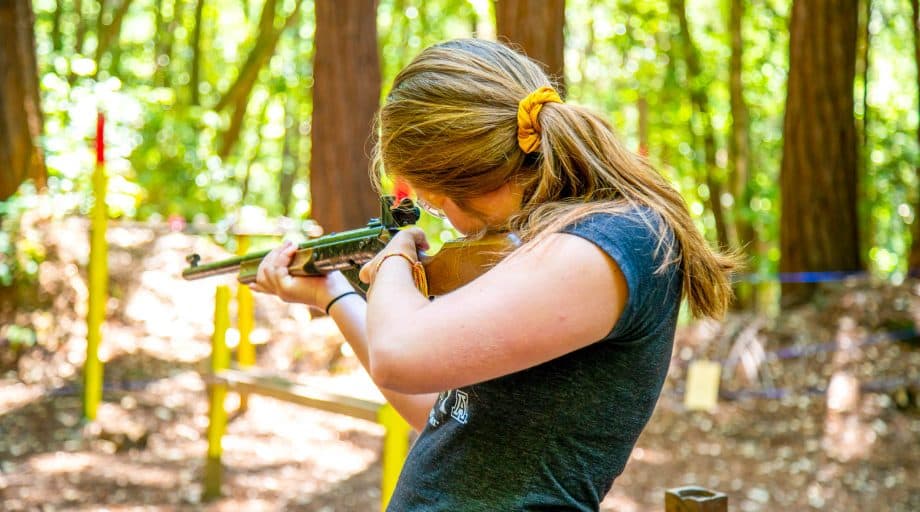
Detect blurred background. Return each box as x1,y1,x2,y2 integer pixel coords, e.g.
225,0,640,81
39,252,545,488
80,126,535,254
0,0,918,510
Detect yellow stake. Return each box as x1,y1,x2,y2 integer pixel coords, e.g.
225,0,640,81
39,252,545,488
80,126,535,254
377,403,411,511
236,235,255,412
204,285,231,500
84,157,107,420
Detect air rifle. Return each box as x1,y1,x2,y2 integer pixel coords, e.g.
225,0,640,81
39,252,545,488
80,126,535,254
182,196,518,297
183,196,420,293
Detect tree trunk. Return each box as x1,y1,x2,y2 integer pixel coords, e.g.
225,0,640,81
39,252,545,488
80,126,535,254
51,0,63,52
728,0,755,308
190,0,206,105
494,0,565,91
215,0,281,112
310,0,381,232
238,100,269,205
909,0,920,275
94,0,135,77
0,0,46,201
279,103,298,218
74,0,87,54
780,0,861,306
671,0,732,251
216,0,304,159
856,0,872,264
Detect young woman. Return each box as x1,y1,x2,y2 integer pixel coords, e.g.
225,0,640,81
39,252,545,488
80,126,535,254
251,38,736,511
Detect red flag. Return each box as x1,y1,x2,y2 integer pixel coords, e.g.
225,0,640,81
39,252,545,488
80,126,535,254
393,178,411,205
96,112,105,164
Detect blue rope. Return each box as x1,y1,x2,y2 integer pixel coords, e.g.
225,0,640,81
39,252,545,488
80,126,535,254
734,270,870,284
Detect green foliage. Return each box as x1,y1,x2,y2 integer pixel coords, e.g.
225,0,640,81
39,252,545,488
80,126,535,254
4,325,37,349
862,0,919,277
13,0,920,292
0,185,46,287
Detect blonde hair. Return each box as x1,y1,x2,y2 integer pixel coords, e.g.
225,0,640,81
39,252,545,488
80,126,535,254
372,39,738,319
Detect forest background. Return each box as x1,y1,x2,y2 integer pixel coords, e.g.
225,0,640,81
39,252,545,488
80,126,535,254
0,0,919,510
3,0,919,309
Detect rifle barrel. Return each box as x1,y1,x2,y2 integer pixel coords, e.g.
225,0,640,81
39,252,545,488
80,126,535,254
181,222,389,283
182,251,270,281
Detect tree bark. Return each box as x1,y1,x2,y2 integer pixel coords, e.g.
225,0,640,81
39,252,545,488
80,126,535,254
0,0,46,201
780,0,861,306
494,0,566,91
279,97,298,218
214,0,281,112
728,0,755,307
190,0,206,105
216,0,304,159
855,0,872,261
671,0,731,251
74,0,87,54
94,0,135,77
909,0,920,274
310,0,381,232
51,0,63,52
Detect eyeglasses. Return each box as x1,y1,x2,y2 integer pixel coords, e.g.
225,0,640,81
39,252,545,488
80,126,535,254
416,196,448,219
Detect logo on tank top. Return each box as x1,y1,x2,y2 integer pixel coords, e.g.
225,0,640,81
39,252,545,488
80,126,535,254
428,389,470,427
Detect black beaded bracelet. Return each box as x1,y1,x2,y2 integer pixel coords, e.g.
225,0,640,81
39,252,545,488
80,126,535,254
324,291,360,315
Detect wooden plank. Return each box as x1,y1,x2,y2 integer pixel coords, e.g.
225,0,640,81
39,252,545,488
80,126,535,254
210,368,383,423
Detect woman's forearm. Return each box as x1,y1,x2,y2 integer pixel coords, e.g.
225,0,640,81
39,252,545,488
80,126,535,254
327,292,436,431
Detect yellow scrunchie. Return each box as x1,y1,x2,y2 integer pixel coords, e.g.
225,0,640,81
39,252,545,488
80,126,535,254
517,86,563,154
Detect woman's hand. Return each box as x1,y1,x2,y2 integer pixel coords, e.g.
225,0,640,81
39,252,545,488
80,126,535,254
249,240,354,309
359,227,430,285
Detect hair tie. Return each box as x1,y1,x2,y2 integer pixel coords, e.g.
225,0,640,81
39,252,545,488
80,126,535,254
517,86,563,154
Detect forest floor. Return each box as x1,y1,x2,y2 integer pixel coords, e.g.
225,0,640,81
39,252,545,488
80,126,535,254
0,215,919,511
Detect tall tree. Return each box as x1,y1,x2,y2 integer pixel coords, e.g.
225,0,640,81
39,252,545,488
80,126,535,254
909,0,920,275
190,0,206,105
780,0,861,306
93,0,136,77
494,0,565,90
310,0,381,232
0,0,46,200
670,0,731,251
728,0,755,307
215,0,305,159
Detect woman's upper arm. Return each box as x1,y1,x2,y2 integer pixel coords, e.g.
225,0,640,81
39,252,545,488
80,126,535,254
371,232,629,393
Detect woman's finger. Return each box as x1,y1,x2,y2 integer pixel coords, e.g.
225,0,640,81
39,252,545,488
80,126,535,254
359,261,372,284
405,227,430,251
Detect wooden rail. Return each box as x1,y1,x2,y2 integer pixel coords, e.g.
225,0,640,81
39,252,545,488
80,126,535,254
207,368,383,423
203,285,411,511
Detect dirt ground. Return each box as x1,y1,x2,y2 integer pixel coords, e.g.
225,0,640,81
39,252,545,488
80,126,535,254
0,216,918,511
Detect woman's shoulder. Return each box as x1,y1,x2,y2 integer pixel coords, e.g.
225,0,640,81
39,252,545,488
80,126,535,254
568,203,665,228
560,203,681,281
562,204,673,249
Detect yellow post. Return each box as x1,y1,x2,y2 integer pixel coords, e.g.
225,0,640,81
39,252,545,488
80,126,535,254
204,286,231,500
236,235,255,412
377,403,411,511
84,112,108,421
